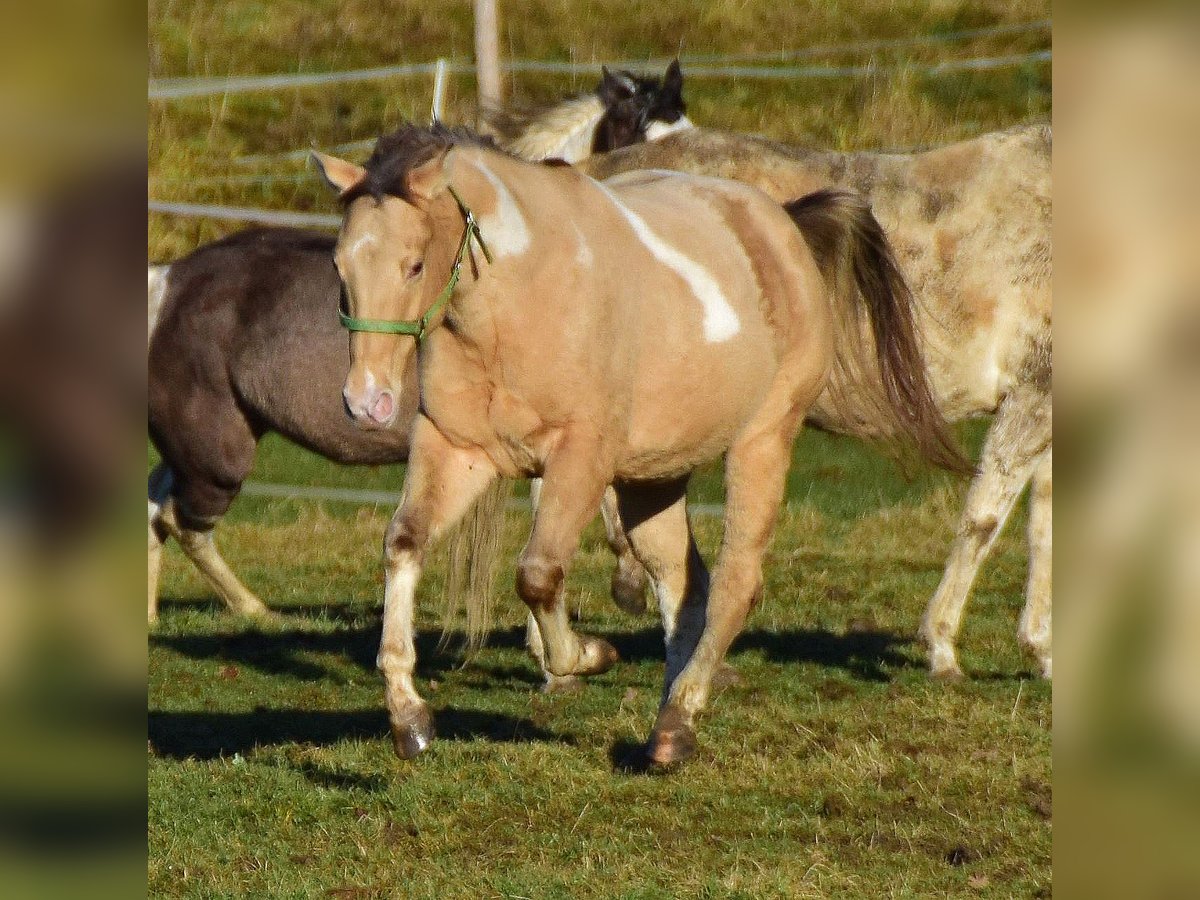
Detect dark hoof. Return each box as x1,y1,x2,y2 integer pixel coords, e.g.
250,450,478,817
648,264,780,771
390,705,435,759
610,570,648,616
711,663,742,689
646,704,697,766
577,636,620,676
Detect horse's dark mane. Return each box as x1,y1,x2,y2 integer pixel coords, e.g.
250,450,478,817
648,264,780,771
341,123,507,205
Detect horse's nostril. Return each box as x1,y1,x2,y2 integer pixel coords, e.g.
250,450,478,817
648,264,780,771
371,391,395,424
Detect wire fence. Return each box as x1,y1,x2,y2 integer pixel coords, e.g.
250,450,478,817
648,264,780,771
149,21,1050,100
149,20,1050,225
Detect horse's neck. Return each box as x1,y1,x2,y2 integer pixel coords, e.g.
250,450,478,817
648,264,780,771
505,95,604,163
439,149,555,340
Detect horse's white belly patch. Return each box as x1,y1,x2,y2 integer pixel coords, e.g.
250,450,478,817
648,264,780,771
594,181,740,343
473,161,532,258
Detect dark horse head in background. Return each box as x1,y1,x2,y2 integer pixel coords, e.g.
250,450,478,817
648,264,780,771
593,59,689,153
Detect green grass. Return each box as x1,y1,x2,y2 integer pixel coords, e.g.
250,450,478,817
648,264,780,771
149,422,1050,899
149,1,1051,896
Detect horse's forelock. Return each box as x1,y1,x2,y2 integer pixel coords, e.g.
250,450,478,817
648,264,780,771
342,123,502,206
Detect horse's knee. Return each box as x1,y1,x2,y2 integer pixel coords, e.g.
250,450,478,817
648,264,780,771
384,516,427,563
517,555,564,611
172,478,234,533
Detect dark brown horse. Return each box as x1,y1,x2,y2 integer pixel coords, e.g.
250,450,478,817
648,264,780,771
147,227,421,619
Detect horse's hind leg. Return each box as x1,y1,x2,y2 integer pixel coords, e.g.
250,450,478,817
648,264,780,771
1018,450,1053,678
614,479,709,698
919,385,1051,679
147,463,173,624
649,417,799,765
602,486,649,615
154,495,272,619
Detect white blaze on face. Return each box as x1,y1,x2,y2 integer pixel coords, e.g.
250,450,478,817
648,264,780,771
472,161,532,258
594,180,740,343
645,116,695,142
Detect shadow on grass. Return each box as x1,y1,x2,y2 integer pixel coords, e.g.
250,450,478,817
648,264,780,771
152,611,916,684
148,705,572,760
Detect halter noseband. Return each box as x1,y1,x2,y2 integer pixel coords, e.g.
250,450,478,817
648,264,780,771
338,185,493,343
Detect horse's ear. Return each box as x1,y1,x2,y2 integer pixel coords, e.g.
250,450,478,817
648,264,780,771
311,151,366,195
598,66,635,104
598,66,621,104
405,148,450,203
664,59,684,96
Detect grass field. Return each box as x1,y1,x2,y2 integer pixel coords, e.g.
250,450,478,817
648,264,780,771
149,1,1051,896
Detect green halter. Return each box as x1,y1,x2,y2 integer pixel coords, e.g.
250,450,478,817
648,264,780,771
338,186,493,342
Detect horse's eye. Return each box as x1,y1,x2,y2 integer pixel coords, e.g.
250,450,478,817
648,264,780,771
407,261,424,279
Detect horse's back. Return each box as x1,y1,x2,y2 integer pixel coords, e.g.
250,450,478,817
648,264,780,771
148,227,413,468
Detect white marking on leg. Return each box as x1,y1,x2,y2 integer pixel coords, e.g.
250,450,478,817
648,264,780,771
592,180,740,342
472,161,531,258
645,115,695,141
379,557,422,700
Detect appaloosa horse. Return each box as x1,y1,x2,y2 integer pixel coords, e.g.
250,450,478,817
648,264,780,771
316,123,963,762
583,119,1053,681
148,67,683,626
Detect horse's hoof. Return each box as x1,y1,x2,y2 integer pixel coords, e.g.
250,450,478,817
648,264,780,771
930,665,965,683
542,674,584,695
711,663,742,689
610,571,648,616
577,636,620,676
390,705,435,759
232,602,281,623
647,704,697,767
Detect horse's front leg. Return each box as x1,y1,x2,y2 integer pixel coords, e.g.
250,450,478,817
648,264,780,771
518,434,619,680
380,415,498,759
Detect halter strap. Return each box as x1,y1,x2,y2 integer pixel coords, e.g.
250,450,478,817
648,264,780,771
338,185,493,342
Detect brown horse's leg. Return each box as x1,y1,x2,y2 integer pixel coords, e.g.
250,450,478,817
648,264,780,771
648,421,798,766
1018,450,1053,678
518,436,619,680
154,499,273,619
919,386,1051,679
380,415,499,759
614,480,708,699
601,486,650,615
148,464,172,624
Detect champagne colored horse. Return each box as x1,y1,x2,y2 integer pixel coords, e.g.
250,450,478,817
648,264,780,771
583,120,1053,681
147,68,683,627
316,124,963,763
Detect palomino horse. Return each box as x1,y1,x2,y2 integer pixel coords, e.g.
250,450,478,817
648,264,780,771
583,122,1053,681
316,123,964,762
147,67,681,626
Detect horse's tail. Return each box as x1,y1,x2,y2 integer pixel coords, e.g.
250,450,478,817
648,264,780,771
784,189,972,474
441,478,513,655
